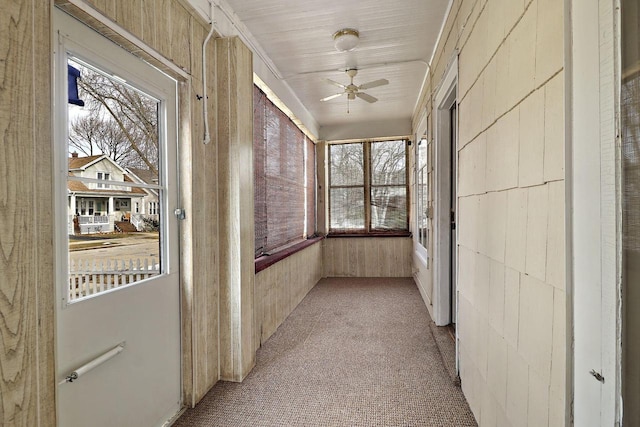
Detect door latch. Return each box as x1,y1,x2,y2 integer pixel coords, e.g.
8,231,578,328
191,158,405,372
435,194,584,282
174,208,186,220
589,369,605,384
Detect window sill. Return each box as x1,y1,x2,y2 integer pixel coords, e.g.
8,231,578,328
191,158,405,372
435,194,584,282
255,236,324,273
326,232,412,238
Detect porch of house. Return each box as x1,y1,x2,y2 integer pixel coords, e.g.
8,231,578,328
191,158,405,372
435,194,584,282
69,212,158,234
10,0,621,424
175,277,476,426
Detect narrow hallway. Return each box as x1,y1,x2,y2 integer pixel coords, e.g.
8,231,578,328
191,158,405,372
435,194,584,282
174,278,476,426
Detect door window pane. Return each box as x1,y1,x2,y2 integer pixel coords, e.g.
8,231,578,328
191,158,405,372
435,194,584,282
67,58,163,302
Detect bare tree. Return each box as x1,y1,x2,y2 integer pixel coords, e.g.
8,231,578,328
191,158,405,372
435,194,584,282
69,115,138,166
72,64,159,173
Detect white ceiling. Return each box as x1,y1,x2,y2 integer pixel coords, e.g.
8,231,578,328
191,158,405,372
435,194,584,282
192,0,451,139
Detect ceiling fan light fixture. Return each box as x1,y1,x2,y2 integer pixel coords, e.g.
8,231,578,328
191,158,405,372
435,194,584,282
333,28,360,52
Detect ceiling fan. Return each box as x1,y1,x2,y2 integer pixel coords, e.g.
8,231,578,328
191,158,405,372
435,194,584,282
320,69,389,105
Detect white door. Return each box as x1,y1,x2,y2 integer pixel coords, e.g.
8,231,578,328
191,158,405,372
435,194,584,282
54,9,181,427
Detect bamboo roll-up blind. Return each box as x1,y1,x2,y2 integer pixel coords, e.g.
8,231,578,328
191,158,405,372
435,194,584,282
253,86,315,257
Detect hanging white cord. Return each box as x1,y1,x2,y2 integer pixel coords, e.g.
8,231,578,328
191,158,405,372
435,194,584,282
202,1,215,144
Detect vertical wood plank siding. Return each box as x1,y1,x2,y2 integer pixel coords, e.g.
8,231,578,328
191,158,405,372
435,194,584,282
323,237,412,277
1,0,248,419
0,1,55,425
254,242,323,349
215,36,256,383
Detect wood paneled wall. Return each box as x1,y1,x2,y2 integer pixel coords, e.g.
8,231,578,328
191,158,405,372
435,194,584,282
323,237,412,277
254,242,323,348
0,2,55,425
0,0,257,420
183,17,219,405
215,36,256,383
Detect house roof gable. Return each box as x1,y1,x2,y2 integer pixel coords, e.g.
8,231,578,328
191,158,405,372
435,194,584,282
68,155,129,176
68,156,147,197
68,154,105,170
126,168,159,185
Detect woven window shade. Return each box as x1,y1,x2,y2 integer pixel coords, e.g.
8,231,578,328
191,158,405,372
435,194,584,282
254,86,315,256
254,89,267,256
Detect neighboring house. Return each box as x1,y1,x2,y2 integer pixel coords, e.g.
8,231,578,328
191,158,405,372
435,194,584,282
68,153,146,234
126,167,160,226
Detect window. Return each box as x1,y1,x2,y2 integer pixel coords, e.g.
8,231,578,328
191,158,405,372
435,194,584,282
254,86,316,257
329,140,408,233
416,135,431,250
135,202,139,213
148,201,158,215
96,172,110,188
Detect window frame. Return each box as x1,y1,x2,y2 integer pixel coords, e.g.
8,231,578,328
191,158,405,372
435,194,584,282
328,139,410,235
96,171,110,188
415,135,432,255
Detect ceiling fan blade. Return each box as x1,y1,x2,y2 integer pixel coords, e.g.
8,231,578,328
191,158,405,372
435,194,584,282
324,78,347,89
356,92,378,103
321,93,344,102
358,79,389,90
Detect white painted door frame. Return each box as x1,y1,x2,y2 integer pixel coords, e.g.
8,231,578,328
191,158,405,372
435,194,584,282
569,0,622,425
433,54,458,327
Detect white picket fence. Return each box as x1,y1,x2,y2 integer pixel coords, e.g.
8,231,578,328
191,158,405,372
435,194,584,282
68,258,160,301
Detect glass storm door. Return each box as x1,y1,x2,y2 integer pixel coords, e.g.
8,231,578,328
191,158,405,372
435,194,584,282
54,9,181,427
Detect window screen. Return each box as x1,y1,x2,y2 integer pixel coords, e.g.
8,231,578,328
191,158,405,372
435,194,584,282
329,143,365,230
371,140,407,230
621,0,640,421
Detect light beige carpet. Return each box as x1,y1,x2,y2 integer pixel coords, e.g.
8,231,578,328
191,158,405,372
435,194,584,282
429,322,460,386
174,277,477,426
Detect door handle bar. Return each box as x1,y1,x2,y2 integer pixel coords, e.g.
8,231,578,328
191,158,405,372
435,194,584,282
59,342,126,385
